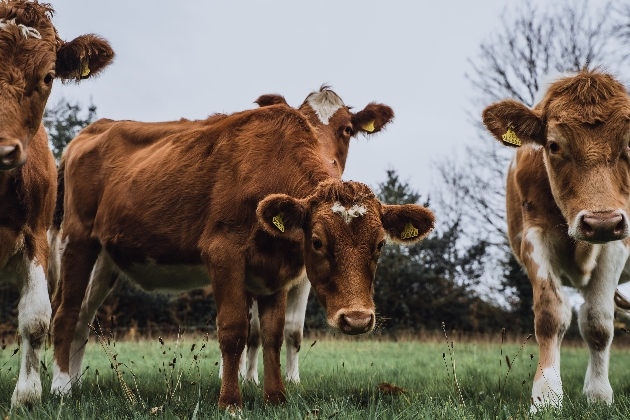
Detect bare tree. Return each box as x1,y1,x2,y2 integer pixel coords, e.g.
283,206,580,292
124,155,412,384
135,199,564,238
438,0,621,248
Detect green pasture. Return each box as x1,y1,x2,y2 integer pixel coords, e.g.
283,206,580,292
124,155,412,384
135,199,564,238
2,332,630,419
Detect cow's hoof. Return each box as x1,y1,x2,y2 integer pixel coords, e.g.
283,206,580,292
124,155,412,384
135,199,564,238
584,382,613,405
11,382,41,409
264,390,286,404
218,393,242,410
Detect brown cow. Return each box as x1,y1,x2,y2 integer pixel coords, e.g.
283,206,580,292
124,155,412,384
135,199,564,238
231,88,394,384
0,0,113,407
482,69,630,410
50,104,433,408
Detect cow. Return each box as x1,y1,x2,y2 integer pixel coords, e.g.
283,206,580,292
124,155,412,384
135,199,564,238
229,88,394,384
482,69,630,410
0,0,113,407
50,103,434,408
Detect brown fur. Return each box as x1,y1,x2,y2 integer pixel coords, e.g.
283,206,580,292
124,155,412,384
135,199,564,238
0,1,113,407
53,104,433,408
483,69,630,404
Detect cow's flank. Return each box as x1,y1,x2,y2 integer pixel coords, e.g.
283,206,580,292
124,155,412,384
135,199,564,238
482,69,630,411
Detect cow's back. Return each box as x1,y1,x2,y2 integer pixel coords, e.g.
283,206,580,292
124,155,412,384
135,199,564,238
62,105,322,268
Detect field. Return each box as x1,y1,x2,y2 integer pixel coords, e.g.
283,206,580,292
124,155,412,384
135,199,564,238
2,331,630,419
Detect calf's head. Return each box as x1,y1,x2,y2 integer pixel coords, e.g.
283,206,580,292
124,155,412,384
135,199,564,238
483,70,630,243
0,1,114,170
256,87,394,176
257,179,434,334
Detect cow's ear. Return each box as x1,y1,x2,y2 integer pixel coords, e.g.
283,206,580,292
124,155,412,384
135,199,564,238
56,35,114,81
255,94,289,108
352,103,394,135
257,194,306,241
482,100,545,147
381,204,434,244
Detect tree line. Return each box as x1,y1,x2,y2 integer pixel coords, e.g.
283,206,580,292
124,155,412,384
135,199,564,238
2,0,629,337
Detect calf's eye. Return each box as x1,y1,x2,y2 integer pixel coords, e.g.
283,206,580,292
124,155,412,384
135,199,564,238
344,126,354,136
313,238,323,251
548,141,561,154
43,73,53,85
377,240,386,251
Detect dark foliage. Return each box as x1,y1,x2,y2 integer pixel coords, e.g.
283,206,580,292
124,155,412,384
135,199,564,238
43,98,97,161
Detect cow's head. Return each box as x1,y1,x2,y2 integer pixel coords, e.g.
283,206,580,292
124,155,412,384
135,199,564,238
257,179,434,334
0,1,114,170
483,70,630,244
255,87,394,177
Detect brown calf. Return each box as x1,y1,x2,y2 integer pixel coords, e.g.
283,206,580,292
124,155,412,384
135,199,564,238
233,87,394,384
0,0,113,407
483,69,630,410
50,104,432,408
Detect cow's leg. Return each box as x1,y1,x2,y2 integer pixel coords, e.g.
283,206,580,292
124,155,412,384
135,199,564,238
284,275,310,383
209,256,248,409
11,253,51,408
245,299,261,384
68,251,114,383
523,229,572,411
257,290,288,404
579,242,627,404
51,238,100,395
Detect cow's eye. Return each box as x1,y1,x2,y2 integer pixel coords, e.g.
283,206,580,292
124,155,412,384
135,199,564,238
43,73,54,85
548,141,561,154
377,240,386,251
312,238,323,251
344,126,354,136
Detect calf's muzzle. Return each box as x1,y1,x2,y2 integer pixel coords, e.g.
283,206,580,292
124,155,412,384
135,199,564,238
338,310,375,335
578,210,628,242
0,139,25,170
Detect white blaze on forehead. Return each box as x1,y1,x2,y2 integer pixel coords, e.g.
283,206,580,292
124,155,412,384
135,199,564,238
0,18,41,39
306,89,345,125
331,202,367,224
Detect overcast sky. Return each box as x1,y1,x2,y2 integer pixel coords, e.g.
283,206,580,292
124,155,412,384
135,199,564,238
48,0,522,196
48,0,613,197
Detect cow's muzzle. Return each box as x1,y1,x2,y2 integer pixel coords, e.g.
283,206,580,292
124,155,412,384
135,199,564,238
575,210,629,243
337,310,375,335
0,139,25,170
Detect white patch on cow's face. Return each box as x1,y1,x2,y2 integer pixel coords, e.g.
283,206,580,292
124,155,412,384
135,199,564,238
305,90,345,125
331,202,367,224
0,18,41,39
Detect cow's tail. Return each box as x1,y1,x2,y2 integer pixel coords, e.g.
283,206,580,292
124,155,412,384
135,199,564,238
48,158,66,315
614,289,630,320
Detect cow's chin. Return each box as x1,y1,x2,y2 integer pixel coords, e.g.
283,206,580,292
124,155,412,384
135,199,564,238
327,308,376,336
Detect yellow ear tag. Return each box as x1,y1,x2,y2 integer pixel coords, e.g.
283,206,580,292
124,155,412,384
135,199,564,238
81,61,90,77
502,127,521,147
362,120,375,133
400,222,419,240
272,213,285,233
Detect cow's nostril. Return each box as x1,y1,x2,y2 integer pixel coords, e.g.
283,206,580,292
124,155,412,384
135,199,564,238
581,216,594,236
615,217,627,234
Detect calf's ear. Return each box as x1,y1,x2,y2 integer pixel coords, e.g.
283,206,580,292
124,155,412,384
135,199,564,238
381,204,434,244
56,34,115,81
482,100,545,147
352,103,394,135
257,194,307,242
255,94,289,107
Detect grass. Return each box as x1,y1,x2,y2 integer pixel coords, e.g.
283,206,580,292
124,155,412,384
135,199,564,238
2,329,630,419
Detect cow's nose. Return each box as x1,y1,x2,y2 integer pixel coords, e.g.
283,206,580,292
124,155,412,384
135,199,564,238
338,310,374,335
0,140,25,169
579,211,628,242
